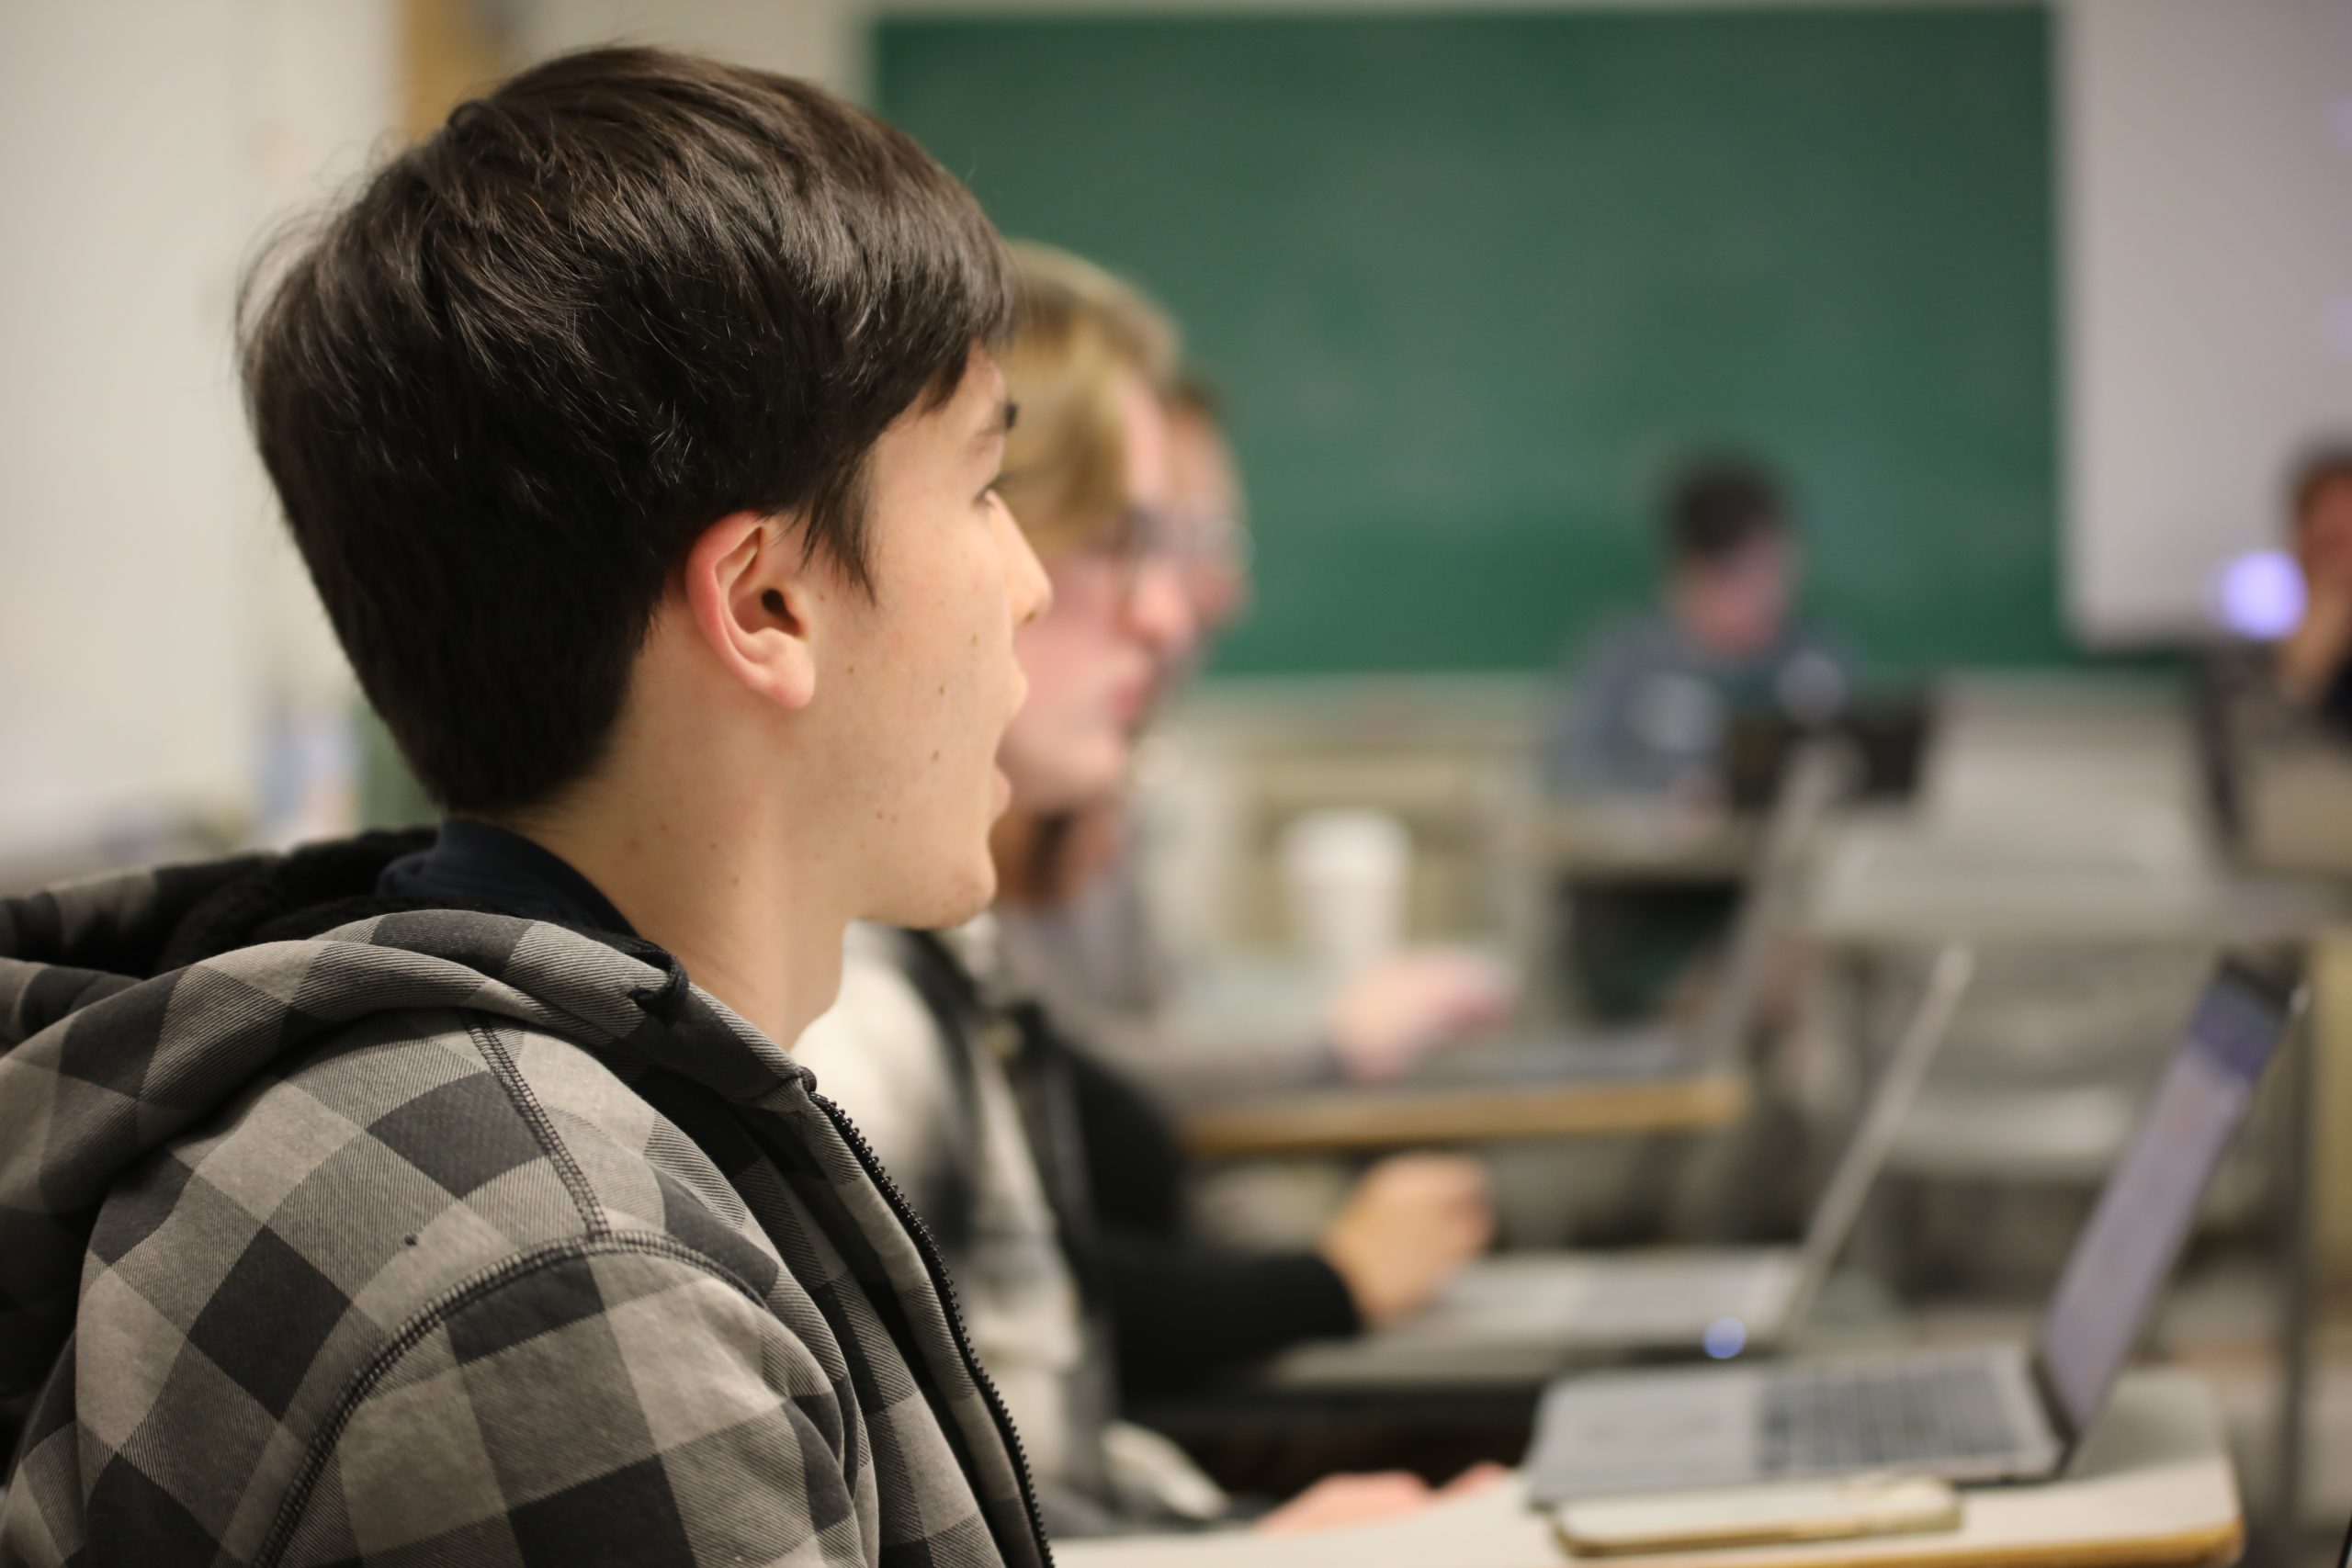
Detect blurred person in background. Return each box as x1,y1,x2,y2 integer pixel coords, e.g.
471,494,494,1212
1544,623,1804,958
1,51,1066,1568
1542,455,1851,1021
1164,378,1255,638
994,378,1517,1113
2271,444,2352,730
1545,455,1851,802
794,243,1498,1538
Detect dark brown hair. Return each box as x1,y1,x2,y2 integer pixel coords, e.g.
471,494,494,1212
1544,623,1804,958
1661,455,1789,567
241,47,1013,816
2290,443,2352,529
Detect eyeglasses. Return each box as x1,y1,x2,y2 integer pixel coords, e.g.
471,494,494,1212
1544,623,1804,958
1174,511,1253,578
1056,504,1173,607
1060,503,1253,611
1100,502,1174,567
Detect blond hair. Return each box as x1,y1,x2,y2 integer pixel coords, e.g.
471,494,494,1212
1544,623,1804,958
995,243,1179,558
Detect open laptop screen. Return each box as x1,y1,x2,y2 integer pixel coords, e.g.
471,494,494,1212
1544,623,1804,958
2033,962,2299,1437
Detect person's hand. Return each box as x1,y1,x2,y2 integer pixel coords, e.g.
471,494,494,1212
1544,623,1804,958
1318,1154,1494,1327
1254,1465,1512,1535
1324,949,1519,1084
1255,1472,1430,1535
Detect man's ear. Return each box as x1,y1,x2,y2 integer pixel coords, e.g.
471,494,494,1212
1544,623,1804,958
682,512,820,711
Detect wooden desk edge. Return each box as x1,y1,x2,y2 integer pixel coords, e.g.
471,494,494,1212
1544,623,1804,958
1556,1519,2242,1568
1184,1072,1749,1157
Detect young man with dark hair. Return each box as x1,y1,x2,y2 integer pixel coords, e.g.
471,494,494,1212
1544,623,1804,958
1,48,1054,1567
1546,454,1850,800
1663,458,1786,567
1541,455,1851,1020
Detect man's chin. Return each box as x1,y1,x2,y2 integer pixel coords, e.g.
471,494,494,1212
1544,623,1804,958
881,860,998,932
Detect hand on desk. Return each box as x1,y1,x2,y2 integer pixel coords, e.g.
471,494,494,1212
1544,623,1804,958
1318,1154,1494,1326
1255,1463,1511,1536
1325,949,1520,1084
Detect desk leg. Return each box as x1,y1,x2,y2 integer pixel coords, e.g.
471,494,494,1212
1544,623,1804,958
2269,1012,2315,1563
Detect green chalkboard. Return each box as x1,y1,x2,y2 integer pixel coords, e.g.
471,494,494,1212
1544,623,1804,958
877,6,2062,677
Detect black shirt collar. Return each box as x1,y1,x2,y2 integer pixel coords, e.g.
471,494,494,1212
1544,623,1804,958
376,818,638,939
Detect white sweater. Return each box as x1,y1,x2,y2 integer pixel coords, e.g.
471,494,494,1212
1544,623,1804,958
792,922,1225,1535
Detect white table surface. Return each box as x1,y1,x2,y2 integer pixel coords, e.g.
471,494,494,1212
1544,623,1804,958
1052,1371,2236,1568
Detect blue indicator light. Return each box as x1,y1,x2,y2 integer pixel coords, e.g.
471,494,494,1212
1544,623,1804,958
1703,1318,1748,1359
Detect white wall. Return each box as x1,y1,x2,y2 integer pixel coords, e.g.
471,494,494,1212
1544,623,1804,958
0,0,859,872
0,1,256,863
0,1,395,867
2063,0,2352,646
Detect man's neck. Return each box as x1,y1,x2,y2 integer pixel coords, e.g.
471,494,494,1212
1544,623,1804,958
511,783,845,1053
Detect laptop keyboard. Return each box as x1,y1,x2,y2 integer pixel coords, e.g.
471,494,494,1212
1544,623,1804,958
1759,1355,2023,1474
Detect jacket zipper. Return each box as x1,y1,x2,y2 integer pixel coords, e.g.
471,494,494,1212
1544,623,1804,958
810,1087,1057,1568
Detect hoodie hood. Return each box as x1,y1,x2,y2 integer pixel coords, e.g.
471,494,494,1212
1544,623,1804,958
0,834,805,1401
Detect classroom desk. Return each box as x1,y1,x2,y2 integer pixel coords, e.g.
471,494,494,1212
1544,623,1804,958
1798,674,2351,947
1254,1318,1603,1393
1181,1066,1749,1158
1787,677,2346,1561
1800,865,2338,1562
1803,837,2348,950
1250,1269,1897,1396
1058,1371,2237,1568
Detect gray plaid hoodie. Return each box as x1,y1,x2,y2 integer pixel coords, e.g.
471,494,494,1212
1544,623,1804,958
0,839,1054,1568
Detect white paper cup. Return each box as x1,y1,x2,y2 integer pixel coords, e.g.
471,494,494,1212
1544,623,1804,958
1279,809,1410,977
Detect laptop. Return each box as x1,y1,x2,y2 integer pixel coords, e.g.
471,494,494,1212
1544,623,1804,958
1410,736,1853,1100
1724,694,1933,813
1522,955,2304,1502
1378,943,1974,1362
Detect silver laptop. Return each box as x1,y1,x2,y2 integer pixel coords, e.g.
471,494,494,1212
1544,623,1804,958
1524,956,2303,1502
1412,737,1853,1099
1399,943,1973,1361
1262,751,1885,1390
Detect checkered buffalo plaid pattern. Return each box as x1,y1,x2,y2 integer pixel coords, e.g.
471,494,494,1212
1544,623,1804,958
0,849,1051,1567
